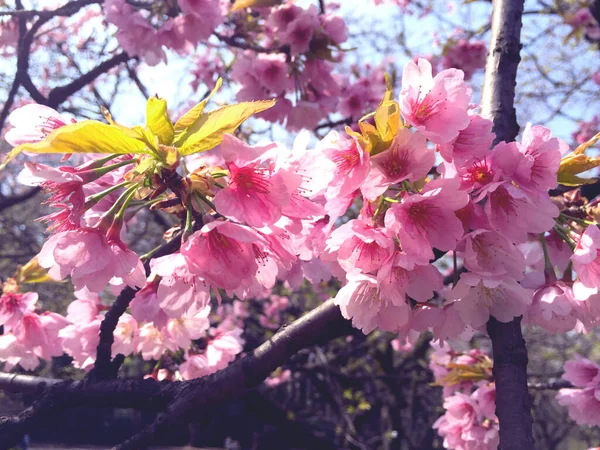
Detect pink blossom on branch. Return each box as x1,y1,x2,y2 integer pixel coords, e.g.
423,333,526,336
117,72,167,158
400,58,471,144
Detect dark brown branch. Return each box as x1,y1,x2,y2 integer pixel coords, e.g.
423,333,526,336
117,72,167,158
213,31,280,53
0,300,351,449
47,52,131,109
115,299,352,449
91,232,183,381
0,188,41,213
481,0,534,448
481,0,524,144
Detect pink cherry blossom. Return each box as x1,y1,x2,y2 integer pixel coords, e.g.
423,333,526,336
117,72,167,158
458,229,526,280
385,178,469,261
440,39,487,81
450,273,532,327
166,306,210,349
5,104,75,146
572,226,600,290
437,113,494,166
215,139,290,227
326,219,395,274
150,253,211,318
0,291,38,332
319,131,370,201
181,220,266,291
400,58,470,144
556,387,600,427
37,228,145,293
562,354,600,387
362,129,434,199
334,273,412,334
525,281,578,333
483,182,558,243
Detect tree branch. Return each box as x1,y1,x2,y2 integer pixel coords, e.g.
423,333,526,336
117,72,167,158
0,300,351,449
115,299,352,449
47,52,131,109
91,232,183,381
481,0,534,448
0,188,41,213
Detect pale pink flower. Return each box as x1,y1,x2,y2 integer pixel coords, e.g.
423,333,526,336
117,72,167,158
14,312,68,360
362,129,434,199
377,254,442,302
253,53,290,93
458,230,526,280
562,354,600,387
321,14,347,44
66,289,102,323
215,138,290,227
483,182,558,243
166,306,210,349
437,113,494,165
557,387,600,427
37,228,145,293
181,220,268,291
177,0,223,35
150,253,211,318
0,292,38,332
572,226,600,290
4,104,75,146
385,178,469,261
593,72,600,86
334,274,412,334
440,39,487,81
278,6,319,55
326,219,395,274
525,282,577,333
400,58,470,144
0,334,40,371
112,313,138,357
450,273,532,327
130,279,164,324
269,4,303,30
137,323,177,361
59,320,101,370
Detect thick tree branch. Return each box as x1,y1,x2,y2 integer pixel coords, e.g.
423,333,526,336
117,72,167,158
481,0,524,144
115,299,352,449
91,233,183,381
47,52,131,109
481,0,534,449
0,188,41,213
0,300,351,449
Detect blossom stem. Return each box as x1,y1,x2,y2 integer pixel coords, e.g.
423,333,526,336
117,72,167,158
559,213,594,226
452,251,458,287
183,203,194,240
539,233,557,284
91,158,135,179
84,181,132,208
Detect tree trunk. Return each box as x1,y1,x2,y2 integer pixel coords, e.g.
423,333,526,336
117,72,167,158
481,0,535,448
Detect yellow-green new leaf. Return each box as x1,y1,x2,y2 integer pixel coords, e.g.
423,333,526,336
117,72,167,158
177,99,276,156
146,96,174,145
1,121,152,170
231,0,281,11
173,78,223,142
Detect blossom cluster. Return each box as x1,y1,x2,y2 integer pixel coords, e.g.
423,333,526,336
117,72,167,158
557,354,600,427
1,56,599,390
440,39,487,81
430,343,498,450
104,0,224,65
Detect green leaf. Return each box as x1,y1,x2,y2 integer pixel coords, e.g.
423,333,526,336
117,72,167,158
177,99,276,156
1,121,151,170
173,78,223,143
146,96,174,145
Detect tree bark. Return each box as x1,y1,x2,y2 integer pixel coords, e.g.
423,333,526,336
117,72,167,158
481,0,535,448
